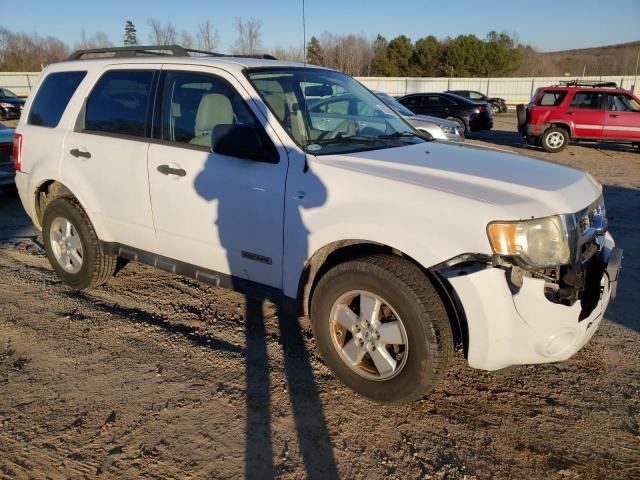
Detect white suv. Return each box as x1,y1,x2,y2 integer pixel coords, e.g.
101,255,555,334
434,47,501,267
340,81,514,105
13,46,622,404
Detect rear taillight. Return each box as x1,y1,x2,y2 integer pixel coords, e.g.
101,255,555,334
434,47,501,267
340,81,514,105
12,133,22,171
477,105,487,113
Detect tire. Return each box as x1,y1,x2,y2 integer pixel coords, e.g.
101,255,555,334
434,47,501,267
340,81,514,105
447,117,466,135
541,127,569,153
516,104,527,128
42,197,117,289
310,254,453,404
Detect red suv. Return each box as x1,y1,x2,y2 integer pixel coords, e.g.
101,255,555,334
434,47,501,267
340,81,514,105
517,81,640,153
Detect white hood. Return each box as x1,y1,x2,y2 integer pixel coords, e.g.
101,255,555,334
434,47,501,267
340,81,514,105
317,141,601,219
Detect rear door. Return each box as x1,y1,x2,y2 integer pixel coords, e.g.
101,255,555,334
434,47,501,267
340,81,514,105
399,95,425,114
61,65,160,252
565,90,605,138
604,92,640,140
420,94,455,118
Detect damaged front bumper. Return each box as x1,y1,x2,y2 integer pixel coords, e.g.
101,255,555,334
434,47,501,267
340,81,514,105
438,232,622,371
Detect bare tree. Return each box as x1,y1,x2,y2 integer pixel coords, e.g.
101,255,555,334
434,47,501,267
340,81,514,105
232,17,263,55
147,18,177,45
180,31,194,49
0,27,69,71
196,20,220,52
74,30,113,50
270,45,304,62
311,32,375,76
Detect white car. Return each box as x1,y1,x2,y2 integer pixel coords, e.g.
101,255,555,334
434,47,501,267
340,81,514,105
374,91,464,141
13,45,622,404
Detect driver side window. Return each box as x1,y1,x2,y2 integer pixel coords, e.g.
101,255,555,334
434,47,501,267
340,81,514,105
161,71,257,148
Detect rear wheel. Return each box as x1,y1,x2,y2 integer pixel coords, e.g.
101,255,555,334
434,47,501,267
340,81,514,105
310,254,453,404
541,127,569,153
42,198,117,289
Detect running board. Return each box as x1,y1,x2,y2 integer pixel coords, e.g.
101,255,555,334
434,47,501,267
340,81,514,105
101,241,291,305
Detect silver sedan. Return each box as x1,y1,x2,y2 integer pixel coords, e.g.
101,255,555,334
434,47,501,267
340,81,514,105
375,91,464,142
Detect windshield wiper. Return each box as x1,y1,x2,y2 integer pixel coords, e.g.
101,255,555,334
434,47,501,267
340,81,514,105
307,135,381,147
374,131,423,141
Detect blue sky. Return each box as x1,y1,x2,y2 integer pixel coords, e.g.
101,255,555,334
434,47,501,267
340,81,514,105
10,0,640,52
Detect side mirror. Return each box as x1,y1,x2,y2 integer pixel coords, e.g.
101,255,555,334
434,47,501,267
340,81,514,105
211,124,276,163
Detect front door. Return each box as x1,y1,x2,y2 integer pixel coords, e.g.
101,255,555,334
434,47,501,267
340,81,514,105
566,90,605,138
61,66,160,252
146,67,288,289
604,92,640,140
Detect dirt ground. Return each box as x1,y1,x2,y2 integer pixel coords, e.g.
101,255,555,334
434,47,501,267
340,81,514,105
0,114,639,479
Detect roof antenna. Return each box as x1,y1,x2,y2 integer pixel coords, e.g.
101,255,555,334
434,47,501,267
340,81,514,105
302,0,309,173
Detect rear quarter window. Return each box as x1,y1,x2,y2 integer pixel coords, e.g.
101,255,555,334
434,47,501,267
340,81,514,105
84,70,156,138
538,91,567,107
28,71,87,128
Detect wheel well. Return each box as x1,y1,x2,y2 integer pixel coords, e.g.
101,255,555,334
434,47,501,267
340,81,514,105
34,180,77,227
298,241,467,349
549,122,571,137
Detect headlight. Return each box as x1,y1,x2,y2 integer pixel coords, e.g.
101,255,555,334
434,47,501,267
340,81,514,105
439,124,457,135
487,215,570,268
0,102,11,108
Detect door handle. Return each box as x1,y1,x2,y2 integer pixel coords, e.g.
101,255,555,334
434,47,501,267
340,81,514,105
566,112,574,116
157,164,186,177
70,148,91,159
609,114,619,118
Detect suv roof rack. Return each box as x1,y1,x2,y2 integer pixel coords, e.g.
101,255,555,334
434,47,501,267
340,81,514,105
557,80,618,88
67,44,277,61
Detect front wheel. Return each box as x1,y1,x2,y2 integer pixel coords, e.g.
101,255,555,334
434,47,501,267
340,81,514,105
541,127,569,153
42,197,117,289
310,254,453,404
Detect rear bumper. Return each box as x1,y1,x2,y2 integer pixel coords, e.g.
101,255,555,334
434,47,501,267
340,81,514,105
14,171,35,222
444,233,620,371
0,163,15,186
470,115,493,131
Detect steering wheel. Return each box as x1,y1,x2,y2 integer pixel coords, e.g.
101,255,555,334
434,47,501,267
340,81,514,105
324,119,360,140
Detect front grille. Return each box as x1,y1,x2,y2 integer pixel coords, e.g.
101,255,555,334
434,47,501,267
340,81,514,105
566,196,607,271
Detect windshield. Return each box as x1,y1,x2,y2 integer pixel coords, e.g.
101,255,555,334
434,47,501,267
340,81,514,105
246,67,425,155
375,92,415,117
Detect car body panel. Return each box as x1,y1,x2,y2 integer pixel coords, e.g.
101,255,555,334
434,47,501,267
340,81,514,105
524,85,640,144
0,125,14,185
399,93,493,131
14,56,615,374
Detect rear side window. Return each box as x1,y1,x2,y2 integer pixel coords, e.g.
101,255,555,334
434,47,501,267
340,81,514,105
569,91,603,110
85,70,155,137
538,91,567,107
401,96,422,108
28,71,86,127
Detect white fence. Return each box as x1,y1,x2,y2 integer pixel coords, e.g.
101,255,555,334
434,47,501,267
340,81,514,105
0,72,41,96
356,75,639,105
1,72,638,105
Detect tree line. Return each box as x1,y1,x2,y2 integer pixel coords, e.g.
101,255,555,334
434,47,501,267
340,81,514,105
0,21,637,77
308,31,522,77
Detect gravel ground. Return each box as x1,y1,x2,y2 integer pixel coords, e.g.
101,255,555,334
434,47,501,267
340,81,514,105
0,114,639,479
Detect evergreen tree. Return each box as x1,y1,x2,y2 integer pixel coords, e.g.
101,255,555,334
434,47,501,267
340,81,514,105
124,20,138,46
371,35,392,75
412,35,440,76
386,35,413,76
307,36,322,64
